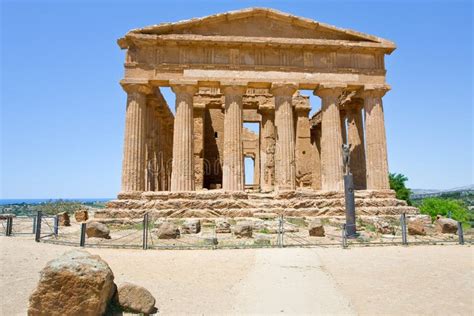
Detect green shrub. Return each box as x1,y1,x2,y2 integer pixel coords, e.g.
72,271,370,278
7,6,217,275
389,173,412,205
418,198,469,224
37,200,82,215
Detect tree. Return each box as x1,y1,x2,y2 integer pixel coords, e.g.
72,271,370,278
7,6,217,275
418,198,469,224
389,173,412,205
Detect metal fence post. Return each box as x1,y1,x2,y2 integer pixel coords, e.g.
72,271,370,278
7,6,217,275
6,217,13,236
32,215,37,234
142,213,149,250
35,211,42,242
342,224,348,248
457,222,464,245
400,213,408,245
279,215,284,248
53,215,59,237
80,223,86,247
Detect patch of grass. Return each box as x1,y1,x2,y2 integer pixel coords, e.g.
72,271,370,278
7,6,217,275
259,228,270,234
286,217,307,227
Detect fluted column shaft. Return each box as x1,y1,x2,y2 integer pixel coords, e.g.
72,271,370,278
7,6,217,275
315,84,346,191
170,85,197,191
310,125,322,190
222,86,246,191
259,108,275,192
271,83,297,190
121,84,151,192
363,87,390,190
346,103,367,189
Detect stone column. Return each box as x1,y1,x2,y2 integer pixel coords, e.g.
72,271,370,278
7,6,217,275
193,103,205,190
120,83,152,193
310,124,322,190
222,85,246,191
362,86,390,190
170,84,198,191
346,100,367,189
294,99,312,188
314,84,346,191
271,83,298,190
259,106,275,192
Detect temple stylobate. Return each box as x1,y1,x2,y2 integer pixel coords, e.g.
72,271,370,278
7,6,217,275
101,8,418,220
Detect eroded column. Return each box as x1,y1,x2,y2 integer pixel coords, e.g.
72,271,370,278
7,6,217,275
222,85,246,191
259,106,275,192
170,84,197,191
271,83,297,190
314,84,346,191
310,124,322,190
346,100,367,189
121,83,152,193
362,86,390,190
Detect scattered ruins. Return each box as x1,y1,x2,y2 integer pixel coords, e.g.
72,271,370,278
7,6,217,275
99,8,418,220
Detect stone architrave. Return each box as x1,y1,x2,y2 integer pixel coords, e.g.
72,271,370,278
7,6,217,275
222,85,246,191
362,85,390,190
346,100,367,189
271,83,298,190
314,84,346,191
121,83,152,193
170,83,198,191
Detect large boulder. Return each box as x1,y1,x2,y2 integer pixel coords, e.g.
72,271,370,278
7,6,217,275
28,250,115,316
408,219,426,236
308,219,325,237
233,222,253,238
57,212,70,226
435,217,458,234
181,219,201,234
215,219,231,233
156,222,180,239
114,282,156,314
74,210,88,222
86,221,111,239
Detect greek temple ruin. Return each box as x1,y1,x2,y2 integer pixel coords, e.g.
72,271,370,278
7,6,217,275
100,8,418,220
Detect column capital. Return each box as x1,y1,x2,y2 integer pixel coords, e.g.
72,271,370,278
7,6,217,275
170,80,198,95
270,82,298,96
121,82,153,95
313,83,347,97
343,98,364,112
361,84,391,98
221,83,247,95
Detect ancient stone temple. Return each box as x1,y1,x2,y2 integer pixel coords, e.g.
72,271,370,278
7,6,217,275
100,8,417,220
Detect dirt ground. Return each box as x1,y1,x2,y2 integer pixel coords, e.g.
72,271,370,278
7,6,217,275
1,237,473,315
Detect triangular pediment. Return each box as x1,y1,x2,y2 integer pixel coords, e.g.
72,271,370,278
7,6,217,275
127,8,393,46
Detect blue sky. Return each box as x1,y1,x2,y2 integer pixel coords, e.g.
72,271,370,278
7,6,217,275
1,0,472,198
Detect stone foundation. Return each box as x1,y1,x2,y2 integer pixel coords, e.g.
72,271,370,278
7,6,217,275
97,189,418,221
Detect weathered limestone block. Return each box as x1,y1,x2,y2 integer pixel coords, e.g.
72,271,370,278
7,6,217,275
215,219,231,233
181,219,201,234
435,217,458,234
86,221,111,239
28,250,115,316
408,219,426,236
254,234,272,246
114,282,156,314
156,222,180,239
57,212,70,226
0,213,15,220
233,222,253,238
74,210,88,222
308,219,325,237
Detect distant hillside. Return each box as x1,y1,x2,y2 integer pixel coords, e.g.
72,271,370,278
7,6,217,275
411,184,474,206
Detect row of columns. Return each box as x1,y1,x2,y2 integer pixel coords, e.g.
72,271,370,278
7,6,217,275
121,82,390,193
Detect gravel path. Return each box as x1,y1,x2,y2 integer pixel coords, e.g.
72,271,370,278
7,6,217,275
1,237,472,315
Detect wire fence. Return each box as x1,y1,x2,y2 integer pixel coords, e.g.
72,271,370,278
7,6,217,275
2,212,472,250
